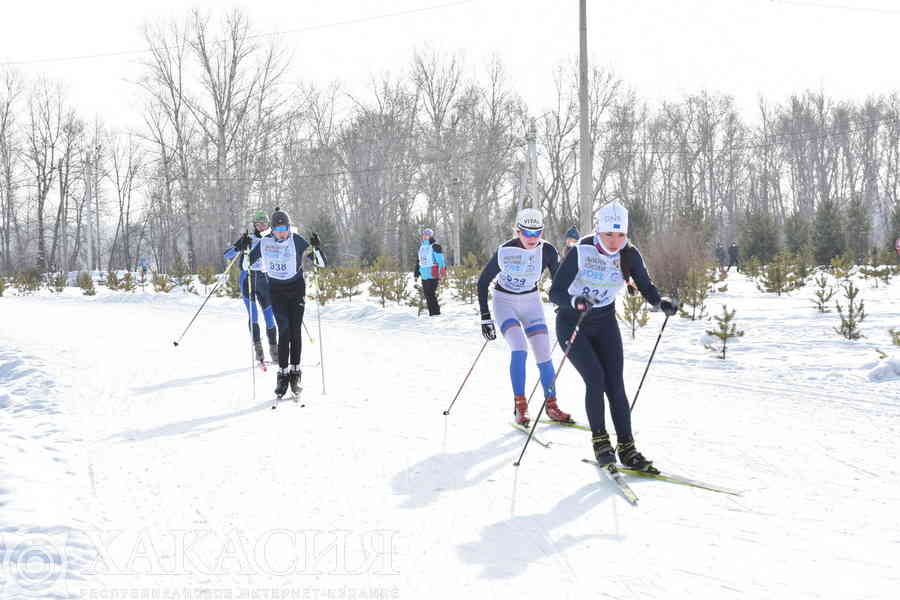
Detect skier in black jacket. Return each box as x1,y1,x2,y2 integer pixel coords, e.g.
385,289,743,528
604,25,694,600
549,201,677,472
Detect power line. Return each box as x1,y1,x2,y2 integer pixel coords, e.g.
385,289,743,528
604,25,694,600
0,1,475,67
767,0,900,16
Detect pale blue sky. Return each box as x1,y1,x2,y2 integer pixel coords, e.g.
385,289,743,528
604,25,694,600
2,0,898,128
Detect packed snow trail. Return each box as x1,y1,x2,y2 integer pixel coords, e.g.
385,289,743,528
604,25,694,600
1,278,899,598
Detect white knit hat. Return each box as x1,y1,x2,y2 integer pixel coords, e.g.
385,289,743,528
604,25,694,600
595,201,628,234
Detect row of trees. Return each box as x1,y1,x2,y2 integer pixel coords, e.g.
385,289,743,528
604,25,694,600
2,9,900,278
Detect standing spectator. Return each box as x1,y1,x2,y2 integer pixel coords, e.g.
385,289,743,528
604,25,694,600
715,243,726,268
563,225,580,259
413,228,446,316
728,242,740,272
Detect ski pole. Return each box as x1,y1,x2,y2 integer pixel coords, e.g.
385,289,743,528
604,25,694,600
173,252,240,346
244,240,257,404
442,338,490,416
313,266,326,394
514,309,589,467
303,320,315,343
629,313,669,413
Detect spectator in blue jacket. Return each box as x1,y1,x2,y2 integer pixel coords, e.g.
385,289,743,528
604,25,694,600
413,228,446,316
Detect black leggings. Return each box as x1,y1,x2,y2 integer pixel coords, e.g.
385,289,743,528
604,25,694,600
422,278,441,315
271,287,306,370
556,309,633,442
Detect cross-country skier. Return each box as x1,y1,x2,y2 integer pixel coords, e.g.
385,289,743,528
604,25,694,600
549,201,677,472
477,208,573,426
224,210,278,364
562,225,580,259
239,207,326,398
413,228,446,316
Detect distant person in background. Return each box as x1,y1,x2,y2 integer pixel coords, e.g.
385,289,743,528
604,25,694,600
563,225,580,259
715,243,726,268
413,228,446,316
728,242,740,272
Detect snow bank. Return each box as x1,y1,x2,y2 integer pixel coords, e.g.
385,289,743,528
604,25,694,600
867,357,900,382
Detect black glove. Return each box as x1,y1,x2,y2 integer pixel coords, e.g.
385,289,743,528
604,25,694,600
658,297,678,317
481,319,496,341
234,233,252,252
310,232,321,248
573,295,594,312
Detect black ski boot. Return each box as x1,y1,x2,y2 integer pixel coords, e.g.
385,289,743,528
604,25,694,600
592,433,615,466
254,341,265,364
274,370,290,398
617,440,659,474
288,367,302,395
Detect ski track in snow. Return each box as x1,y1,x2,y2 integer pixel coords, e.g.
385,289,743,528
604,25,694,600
1,271,899,599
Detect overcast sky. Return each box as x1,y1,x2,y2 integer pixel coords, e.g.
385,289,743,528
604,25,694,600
2,0,899,129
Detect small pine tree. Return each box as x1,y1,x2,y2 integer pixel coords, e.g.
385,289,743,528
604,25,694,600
78,271,96,296
811,272,836,313
386,271,410,305
742,256,762,279
834,280,866,340
14,269,42,295
46,271,67,293
756,252,803,296
310,268,338,305
336,261,365,302
705,304,745,360
0,275,6,297
406,282,425,316
829,254,853,281
106,271,120,291
198,264,217,295
152,272,175,293
225,265,242,298
617,292,650,340
448,253,480,304
678,267,710,321
367,255,399,308
890,328,900,347
121,272,136,293
170,256,194,292
814,197,845,265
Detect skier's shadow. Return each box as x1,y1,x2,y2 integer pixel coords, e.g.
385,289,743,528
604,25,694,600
391,433,523,509
130,368,246,395
109,400,274,442
457,483,623,579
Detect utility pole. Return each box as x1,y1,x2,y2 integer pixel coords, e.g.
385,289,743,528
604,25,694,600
527,118,538,210
579,0,593,234
85,150,94,271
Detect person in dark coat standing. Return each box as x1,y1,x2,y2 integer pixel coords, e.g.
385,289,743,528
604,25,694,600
728,242,740,272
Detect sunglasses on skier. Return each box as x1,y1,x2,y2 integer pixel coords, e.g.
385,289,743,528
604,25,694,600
518,227,543,239
272,225,290,232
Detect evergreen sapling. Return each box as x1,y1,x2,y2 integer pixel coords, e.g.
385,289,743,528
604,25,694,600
705,304,744,360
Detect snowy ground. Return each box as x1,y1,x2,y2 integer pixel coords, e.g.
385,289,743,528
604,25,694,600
1,270,899,599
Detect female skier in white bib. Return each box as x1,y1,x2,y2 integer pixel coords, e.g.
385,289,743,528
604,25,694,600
477,208,573,426
549,201,677,472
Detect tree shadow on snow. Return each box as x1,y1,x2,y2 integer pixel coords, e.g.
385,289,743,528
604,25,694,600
391,433,524,509
108,400,274,442
457,483,623,579
129,367,247,395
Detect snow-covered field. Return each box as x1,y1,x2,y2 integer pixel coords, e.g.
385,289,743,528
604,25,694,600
1,270,899,599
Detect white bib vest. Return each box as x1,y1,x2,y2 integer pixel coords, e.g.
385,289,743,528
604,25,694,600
261,236,298,280
496,243,543,293
418,243,435,268
567,244,626,308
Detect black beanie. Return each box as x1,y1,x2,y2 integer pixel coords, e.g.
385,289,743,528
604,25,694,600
270,207,290,228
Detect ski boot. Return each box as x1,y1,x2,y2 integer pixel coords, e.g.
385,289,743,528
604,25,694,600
288,366,302,395
269,343,279,364
592,433,615,466
544,397,573,423
274,369,290,398
513,395,530,426
254,341,265,364
617,440,659,474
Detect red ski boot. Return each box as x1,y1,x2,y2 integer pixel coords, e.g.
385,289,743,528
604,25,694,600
545,397,573,423
513,395,530,426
